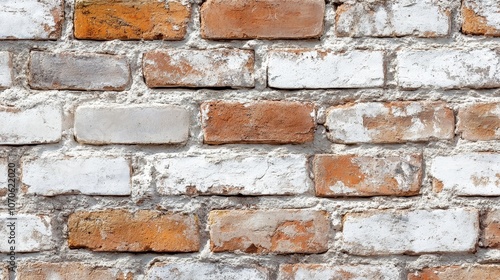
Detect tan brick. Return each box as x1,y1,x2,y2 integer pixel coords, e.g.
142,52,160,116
462,0,500,36
201,0,325,39
68,210,199,252
201,101,315,144
1,265,8,280
408,265,500,280
482,210,500,248
17,262,132,280
313,154,422,197
74,0,191,40
279,264,402,280
209,210,329,254
143,49,254,88
458,103,500,141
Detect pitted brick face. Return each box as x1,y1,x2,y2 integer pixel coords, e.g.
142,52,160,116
409,265,500,280
462,0,500,36
17,262,133,280
458,103,500,141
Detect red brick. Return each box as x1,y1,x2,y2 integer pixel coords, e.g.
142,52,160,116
409,265,500,280
458,103,500,141
482,210,500,248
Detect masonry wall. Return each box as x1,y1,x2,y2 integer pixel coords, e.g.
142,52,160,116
0,0,500,279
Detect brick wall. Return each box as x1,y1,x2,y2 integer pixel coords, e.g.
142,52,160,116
0,0,499,279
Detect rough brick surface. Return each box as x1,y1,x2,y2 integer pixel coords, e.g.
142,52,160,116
201,101,315,144
0,52,12,88
430,153,500,196
336,0,450,37
279,264,402,280
342,209,479,255
146,262,268,280
458,103,500,141
143,49,254,88
200,0,325,39
325,102,454,144
313,154,422,197
397,49,500,89
209,210,329,254
462,0,500,36
0,266,6,280
409,265,500,280
22,157,131,196
0,106,62,145
268,50,384,89
153,154,311,195
29,51,131,91
68,210,199,252
0,0,63,39
17,262,133,280
74,105,190,144
0,214,52,252
74,0,191,40
482,210,500,248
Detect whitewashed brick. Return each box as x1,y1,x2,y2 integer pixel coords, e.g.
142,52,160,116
397,49,500,89
0,0,63,39
1,265,7,280
336,0,450,37
0,214,52,252
146,262,268,280
22,157,131,196
74,105,189,145
279,264,402,280
0,52,12,88
462,0,500,36
430,153,500,196
268,50,384,89
153,154,311,195
343,209,479,255
0,106,62,145
0,159,7,193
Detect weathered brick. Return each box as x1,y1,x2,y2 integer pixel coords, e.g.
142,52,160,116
0,214,52,252
29,51,131,91
0,0,63,40
279,264,402,280
0,106,62,145
458,103,500,141
17,262,133,280
397,49,500,89
336,0,450,37
0,52,12,88
201,0,325,39
143,49,254,88
462,0,500,36
430,153,500,196
342,209,478,255
146,262,268,280
268,50,384,89
409,265,500,280
1,266,6,280
74,0,191,40
68,210,199,252
74,105,190,144
209,210,329,254
0,159,7,197
22,157,131,196
482,210,500,248
153,154,311,195
325,102,454,144
313,154,422,197
201,101,315,144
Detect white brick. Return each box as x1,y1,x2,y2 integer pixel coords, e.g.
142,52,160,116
146,262,268,280
74,105,189,145
336,0,450,37
0,0,63,39
22,157,131,196
279,264,402,280
268,50,384,89
430,153,500,196
0,52,12,88
342,209,479,255
0,159,7,193
0,106,62,145
153,154,311,195
0,214,52,252
397,49,500,89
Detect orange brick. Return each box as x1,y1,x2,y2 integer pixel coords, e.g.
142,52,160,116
458,103,500,141
68,210,199,252
74,0,191,40
17,262,132,280
462,0,500,36
201,101,315,144
200,0,325,39
409,265,500,280
482,210,500,248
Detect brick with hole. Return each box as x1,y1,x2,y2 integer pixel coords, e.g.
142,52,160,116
313,154,422,197
408,265,500,280
0,214,52,252
458,103,500,141
209,210,329,254
462,0,500,36
143,49,254,88
0,52,12,89
17,262,133,280
68,210,200,252
201,0,325,39
146,262,268,280
201,101,315,144
482,210,500,248
278,264,402,280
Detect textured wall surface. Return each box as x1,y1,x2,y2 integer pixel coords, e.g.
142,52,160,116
0,0,500,279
